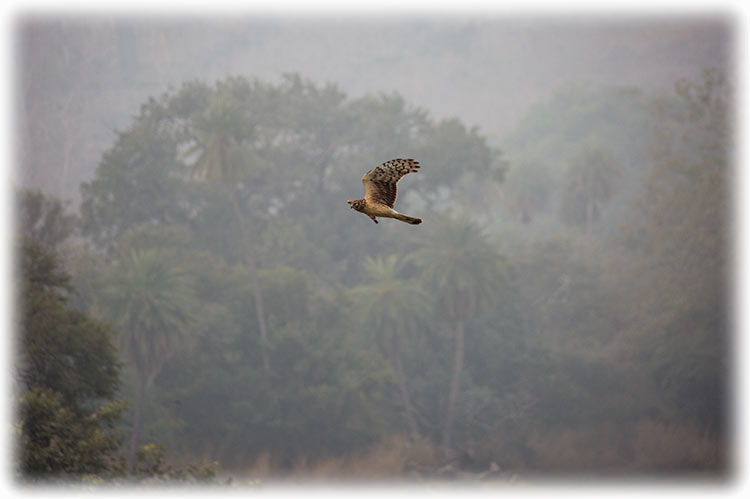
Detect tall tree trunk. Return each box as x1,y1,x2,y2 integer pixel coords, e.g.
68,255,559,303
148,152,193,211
388,335,420,443
442,320,465,457
128,374,147,467
229,189,271,375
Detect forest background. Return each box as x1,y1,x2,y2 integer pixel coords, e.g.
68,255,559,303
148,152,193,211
9,12,734,483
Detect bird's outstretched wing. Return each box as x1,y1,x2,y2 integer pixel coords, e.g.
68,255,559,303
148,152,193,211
362,158,420,208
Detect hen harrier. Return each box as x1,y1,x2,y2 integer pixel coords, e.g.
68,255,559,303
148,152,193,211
347,158,422,225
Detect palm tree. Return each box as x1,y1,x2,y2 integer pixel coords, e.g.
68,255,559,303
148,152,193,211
351,255,430,443
409,216,508,457
560,141,620,234
97,248,193,466
183,90,272,374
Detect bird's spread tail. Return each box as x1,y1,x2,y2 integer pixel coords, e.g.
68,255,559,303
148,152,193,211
394,213,422,225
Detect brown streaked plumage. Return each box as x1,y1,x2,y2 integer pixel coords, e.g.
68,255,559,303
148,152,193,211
347,158,423,225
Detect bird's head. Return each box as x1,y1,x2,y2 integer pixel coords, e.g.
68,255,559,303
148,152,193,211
347,199,365,212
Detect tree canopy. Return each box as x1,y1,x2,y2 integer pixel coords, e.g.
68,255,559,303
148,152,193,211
16,69,730,481
16,236,124,479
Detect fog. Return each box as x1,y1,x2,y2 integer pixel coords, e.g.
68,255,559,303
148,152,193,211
16,15,729,200
13,10,733,485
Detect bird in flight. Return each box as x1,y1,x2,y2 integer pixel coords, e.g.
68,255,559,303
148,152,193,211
348,158,422,225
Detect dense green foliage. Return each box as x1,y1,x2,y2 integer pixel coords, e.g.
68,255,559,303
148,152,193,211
16,69,730,480
16,236,125,479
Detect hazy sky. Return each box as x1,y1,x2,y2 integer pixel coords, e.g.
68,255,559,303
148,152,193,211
12,9,734,199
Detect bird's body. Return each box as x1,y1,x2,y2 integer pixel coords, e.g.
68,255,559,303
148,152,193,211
348,158,422,225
